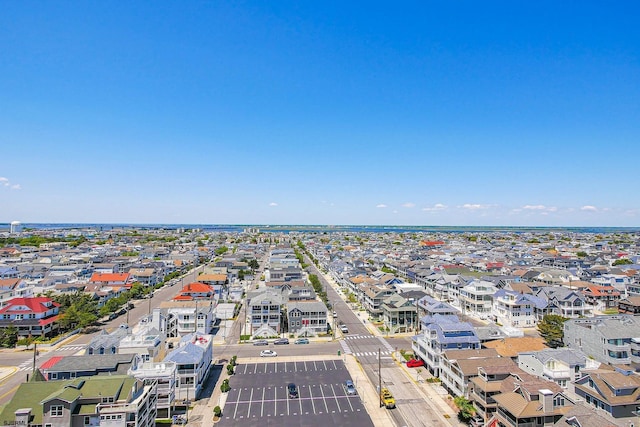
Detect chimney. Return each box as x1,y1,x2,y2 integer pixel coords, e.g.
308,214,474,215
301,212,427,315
539,389,554,413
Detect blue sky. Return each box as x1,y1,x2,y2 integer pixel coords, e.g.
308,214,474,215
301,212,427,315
1,1,639,226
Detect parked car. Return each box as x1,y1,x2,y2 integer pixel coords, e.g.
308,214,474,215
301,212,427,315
332,311,338,318
260,350,278,357
253,339,269,346
294,338,309,345
380,388,395,409
345,380,356,395
340,325,349,334
287,383,298,398
274,338,289,345
406,358,425,368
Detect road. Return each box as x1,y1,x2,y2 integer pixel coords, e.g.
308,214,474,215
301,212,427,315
0,264,205,407
303,254,454,427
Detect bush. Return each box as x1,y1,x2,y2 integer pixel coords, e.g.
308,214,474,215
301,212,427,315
230,355,237,366
227,364,234,375
213,406,222,417
221,379,231,393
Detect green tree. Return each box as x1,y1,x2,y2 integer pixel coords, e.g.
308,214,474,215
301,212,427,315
215,246,229,256
454,396,475,422
576,251,587,257
248,259,259,270
0,325,18,347
537,314,568,348
613,258,633,266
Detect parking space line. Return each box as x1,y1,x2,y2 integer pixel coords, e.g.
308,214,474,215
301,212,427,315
298,387,303,414
247,388,254,418
331,384,341,413
286,386,290,415
320,384,329,413
303,360,307,371
284,361,287,372
345,391,355,412
233,388,242,419
313,360,317,371
323,360,328,371
308,385,317,414
274,386,278,414
261,387,266,417
253,364,258,374
241,364,248,375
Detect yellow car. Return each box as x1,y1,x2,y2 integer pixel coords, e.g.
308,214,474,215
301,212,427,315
380,388,396,409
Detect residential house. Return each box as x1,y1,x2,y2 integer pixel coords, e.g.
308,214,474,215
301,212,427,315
439,348,506,397
40,353,137,381
493,289,546,328
618,296,640,315
286,300,328,337
0,296,60,338
573,368,640,421
160,301,216,337
128,361,177,418
412,314,481,377
247,289,284,337
492,380,573,427
163,333,213,402
128,267,160,287
417,295,458,319
517,348,600,389
381,293,419,333
468,362,518,424
536,287,593,319
582,284,621,313
459,280,497,319
0,375,157,427
361,284,395,320
564,315,640,365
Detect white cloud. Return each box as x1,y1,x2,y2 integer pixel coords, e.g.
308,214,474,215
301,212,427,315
402,202,415,208
269,202,278,207
422,203,447,212
521,205,557,213
581,205,597,212
376,204,387,208
0,176,20,190
460,203,490,210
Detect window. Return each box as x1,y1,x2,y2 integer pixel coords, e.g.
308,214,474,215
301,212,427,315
84,416,91,425
51,405,63,417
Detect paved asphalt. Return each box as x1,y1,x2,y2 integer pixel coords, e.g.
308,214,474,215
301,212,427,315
218,359,373,427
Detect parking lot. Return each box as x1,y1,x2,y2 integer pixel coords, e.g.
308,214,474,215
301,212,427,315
219,359,374,427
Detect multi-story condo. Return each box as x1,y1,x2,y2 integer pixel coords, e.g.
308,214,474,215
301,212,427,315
381,294,419,334
160,301,216,337
517,348,599,389
468,362,518,424
439,348,506,398
412,314,481,377
247,289,284,337
564,315,640,365
493,383,574,427
573,368,640,421
493,289,545,328
361,284,394,320
0,296,60,338
0,375,157,427
581,284,621,313
535,287,593,319
163,333,213,403
286,300,328,337
459,280,497,318
129,361,177,419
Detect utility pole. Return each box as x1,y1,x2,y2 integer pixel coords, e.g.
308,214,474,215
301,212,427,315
378,347,382,407
32,342,37,374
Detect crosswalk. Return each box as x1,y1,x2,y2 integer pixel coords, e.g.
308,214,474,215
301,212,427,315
17,360,34,371
58,345,85,352
340,334,396,359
